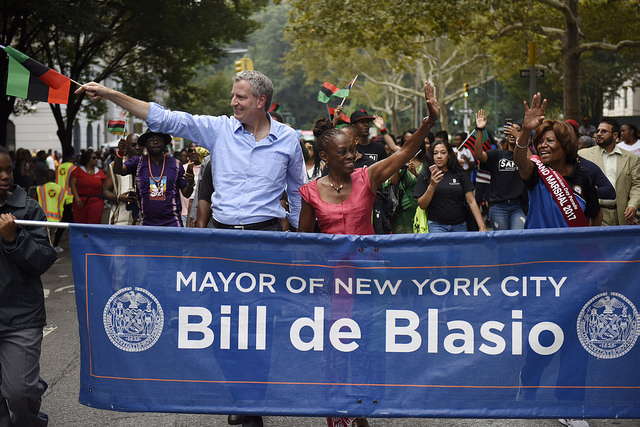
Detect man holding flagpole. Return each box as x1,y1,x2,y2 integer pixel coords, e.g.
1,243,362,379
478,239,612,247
77,71,306,234
77,71,305,426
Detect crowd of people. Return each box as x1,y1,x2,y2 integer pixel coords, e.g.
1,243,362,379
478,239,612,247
2,68,639,427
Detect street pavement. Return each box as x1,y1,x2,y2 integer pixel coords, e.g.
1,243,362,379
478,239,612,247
38,231,636,427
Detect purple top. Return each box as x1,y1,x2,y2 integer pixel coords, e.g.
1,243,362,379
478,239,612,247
124,155,188,227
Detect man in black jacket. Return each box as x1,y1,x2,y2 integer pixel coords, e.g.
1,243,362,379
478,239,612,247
0,146,57,426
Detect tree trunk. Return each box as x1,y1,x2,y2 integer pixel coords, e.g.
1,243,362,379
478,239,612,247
51,97,78,160
563,0,580,121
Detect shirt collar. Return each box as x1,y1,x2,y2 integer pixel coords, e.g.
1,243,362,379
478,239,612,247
600,144,623,156
4,185,27,209
232,114,278,141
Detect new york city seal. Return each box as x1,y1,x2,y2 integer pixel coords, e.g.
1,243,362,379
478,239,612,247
103,286,164,352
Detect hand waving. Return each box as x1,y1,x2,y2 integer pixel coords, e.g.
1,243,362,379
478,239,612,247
476,109,487,129
424,82,439,124
523,92,547,130
373,115,385,129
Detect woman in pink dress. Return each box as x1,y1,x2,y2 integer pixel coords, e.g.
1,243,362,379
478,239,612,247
298,83,438,427
298,82,439,236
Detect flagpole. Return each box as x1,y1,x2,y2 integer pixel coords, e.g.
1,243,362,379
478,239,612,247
15,219,70,229
459,128,476,148
339,74,358,107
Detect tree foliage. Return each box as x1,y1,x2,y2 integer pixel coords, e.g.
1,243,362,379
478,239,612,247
284,0,498,133
285,0,640,132
1,0,267,155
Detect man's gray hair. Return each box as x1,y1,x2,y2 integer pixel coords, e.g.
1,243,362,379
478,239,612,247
233,70,273,111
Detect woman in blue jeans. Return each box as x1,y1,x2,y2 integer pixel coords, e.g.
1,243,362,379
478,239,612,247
473,109,528,230
414,140,485,233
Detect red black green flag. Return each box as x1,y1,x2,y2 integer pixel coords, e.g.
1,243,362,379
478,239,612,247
107,120,126,134
268,102,281,113
317,81,339,103
317,78,356,104
3,46,71,104
462,134,493,160
327,106,350,126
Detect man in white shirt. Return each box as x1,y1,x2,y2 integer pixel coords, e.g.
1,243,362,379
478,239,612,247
579,118,640,225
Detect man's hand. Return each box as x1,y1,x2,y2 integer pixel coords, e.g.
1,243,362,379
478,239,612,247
624,206,637,223
373,115,385,130
0,213,18,243
118,138,128,156
504,123,522,142
75,82,112,101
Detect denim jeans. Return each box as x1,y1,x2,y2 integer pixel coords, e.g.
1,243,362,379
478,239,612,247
427,220,468,233
489,200,526,230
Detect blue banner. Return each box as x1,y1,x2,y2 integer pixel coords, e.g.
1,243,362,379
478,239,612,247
70,225,640,418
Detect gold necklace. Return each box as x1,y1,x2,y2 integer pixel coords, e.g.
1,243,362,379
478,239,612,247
328,177,344,193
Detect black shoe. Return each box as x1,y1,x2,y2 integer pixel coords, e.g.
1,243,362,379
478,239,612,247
228,414,244,425
242,416,264,427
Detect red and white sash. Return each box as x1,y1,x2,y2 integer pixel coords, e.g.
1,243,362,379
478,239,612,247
531,155,588,227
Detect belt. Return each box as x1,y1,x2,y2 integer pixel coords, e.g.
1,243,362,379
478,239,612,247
212,218,279,230
600,204,617,210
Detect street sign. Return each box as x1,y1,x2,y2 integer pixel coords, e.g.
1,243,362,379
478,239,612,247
458,108,473,114
520,69,545,78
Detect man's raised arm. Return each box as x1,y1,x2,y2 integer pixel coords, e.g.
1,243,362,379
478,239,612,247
75,82,150,120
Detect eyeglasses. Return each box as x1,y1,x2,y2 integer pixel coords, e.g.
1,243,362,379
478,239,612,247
187,148,196,153
90,156,97,159
595,129,610,135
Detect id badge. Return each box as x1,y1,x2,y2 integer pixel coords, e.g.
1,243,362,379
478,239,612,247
149,176,167,201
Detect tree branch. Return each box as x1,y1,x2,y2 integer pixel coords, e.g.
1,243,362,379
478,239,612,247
580,39,640,53
535,0,577,25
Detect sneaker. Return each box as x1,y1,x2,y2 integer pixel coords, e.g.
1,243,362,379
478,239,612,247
559,419,589,427
54,246,64,253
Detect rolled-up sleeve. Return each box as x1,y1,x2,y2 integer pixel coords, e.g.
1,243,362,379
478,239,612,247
146,103,218,151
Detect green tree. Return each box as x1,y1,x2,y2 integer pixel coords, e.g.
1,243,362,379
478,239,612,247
1,0,267,155
247,3,319,129
284,0,496,133
285,0,640,130
486,0,640,120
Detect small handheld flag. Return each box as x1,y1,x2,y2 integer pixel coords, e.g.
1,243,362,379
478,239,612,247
2,45,72,104
268,102,281,113
107,120,126,134
461,132,493,160
317,82,339,103
317,76,357,104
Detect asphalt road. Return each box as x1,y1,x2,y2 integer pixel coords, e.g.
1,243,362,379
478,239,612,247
37,232,636,427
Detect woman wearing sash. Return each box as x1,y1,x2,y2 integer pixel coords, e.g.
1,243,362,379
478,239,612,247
513,93,602,228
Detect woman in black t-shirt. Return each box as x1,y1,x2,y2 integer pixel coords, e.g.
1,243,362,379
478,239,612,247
414,140,486,233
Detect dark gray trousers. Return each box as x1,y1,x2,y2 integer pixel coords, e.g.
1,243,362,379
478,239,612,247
0,327,48,427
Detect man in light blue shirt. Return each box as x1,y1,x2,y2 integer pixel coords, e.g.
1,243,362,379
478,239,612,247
77,71,306,231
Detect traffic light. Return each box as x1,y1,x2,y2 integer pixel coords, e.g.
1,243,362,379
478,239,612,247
234,58,254,73
463,83,469,98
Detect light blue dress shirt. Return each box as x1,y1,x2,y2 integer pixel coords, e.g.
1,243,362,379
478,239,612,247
145,102,306,228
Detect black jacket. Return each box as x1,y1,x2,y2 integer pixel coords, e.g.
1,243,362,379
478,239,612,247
0,185,57,331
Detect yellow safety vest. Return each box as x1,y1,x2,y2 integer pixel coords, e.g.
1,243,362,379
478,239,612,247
56,162,77,204
36,182,65,222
